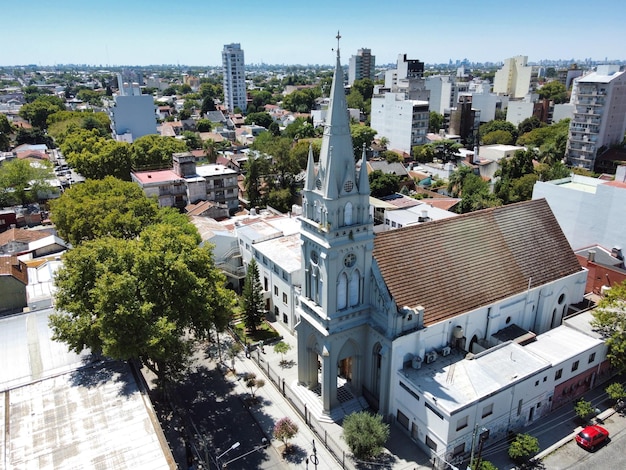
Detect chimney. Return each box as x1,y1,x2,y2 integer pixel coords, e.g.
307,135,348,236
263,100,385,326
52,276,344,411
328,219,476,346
588,250,596,262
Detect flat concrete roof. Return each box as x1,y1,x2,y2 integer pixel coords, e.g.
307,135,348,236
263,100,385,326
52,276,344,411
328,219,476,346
524,324,604,364
133,169,182,184
0,310,174,469
254,233,302,274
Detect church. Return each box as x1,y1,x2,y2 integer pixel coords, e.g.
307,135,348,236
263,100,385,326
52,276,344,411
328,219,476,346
295,39,598,460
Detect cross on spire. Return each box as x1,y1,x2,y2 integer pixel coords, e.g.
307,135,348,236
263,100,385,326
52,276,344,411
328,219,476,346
335,31,341,58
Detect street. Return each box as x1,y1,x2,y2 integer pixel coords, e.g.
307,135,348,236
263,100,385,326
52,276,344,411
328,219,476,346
541,409,626,470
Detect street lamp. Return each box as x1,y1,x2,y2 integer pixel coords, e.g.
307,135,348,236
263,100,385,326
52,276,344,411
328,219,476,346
216,441,240,469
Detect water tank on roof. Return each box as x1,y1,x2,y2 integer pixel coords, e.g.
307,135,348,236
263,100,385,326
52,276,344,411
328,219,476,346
453,325,464,339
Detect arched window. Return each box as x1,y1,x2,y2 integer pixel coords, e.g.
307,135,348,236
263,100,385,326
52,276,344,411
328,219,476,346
314,202,321,223
349,270,360,306
337,273,348,310
344,202,353,226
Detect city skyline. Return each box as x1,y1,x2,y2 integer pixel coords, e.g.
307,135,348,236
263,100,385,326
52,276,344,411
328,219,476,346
3,0,624,67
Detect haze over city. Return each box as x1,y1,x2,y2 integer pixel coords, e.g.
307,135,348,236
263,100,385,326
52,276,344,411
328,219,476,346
3,0,624,67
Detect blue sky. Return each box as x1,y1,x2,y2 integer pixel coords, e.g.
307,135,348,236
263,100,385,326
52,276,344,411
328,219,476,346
3,0,624,66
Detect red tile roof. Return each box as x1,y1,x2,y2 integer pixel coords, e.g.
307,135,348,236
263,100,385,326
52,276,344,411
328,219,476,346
373,199,583,326
0,256,28,285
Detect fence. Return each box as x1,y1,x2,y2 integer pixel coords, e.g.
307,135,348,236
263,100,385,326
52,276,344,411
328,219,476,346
249,347,357,470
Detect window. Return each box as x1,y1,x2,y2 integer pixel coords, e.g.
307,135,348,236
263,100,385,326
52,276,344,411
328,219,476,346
555,369,563,380
456,415,468,431
274,306,279,316
588,352,596,364
425,402,443,420
283,293,288,304
274,286,278,296
535,380,539,387
481,403,493,418
453,443,465,457
282,313,288,323
264,277,268,291
425,435,438,451
517,399,523,416
396,410,409,430
572,360,579,372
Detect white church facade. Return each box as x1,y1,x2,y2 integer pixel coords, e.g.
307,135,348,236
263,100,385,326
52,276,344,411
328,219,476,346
294,40,597,461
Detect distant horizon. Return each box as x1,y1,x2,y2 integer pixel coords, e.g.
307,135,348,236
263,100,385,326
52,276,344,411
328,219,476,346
2,0,624,68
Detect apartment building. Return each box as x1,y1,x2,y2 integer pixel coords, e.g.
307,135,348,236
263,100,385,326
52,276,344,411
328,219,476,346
222,43,247,113
348,48,375,85
566,65,626,171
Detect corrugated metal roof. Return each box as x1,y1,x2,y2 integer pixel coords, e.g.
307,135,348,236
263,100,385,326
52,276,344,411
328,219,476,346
373,199,583,326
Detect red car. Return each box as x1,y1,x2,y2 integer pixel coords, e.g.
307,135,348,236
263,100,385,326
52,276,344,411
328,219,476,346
575,425,609,451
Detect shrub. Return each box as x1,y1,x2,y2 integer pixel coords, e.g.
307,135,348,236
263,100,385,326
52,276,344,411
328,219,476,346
342,411,389,460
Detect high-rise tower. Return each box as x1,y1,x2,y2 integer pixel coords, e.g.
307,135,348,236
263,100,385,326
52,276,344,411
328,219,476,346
222,43,247,113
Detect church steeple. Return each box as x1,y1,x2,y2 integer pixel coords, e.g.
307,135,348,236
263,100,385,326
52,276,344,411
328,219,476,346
358,144,370,195
316,31,356,200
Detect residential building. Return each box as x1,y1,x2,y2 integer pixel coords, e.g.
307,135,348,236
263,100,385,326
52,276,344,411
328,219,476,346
348,48,375,86
294,44,591,463
532,167,626,251
425,75,453,115
493,56,533,98
110,79,157,143
471,87,507,123
566,65,626,171
222,43,247,113
370,92,429,155
131,153,239,212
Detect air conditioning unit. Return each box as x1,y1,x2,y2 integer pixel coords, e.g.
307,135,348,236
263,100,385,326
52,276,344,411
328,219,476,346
441,346,451,357
425,351,438,364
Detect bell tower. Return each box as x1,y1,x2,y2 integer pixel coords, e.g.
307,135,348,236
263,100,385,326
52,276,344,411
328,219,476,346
296,33,375,414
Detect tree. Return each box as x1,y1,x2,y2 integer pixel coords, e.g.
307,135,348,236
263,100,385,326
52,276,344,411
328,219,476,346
273,417,299,452
574,398,596,423
429,111,444,133
50,222,234,387
241,259,265,333
591,279,626,372
0,114,13,151
182,131,202,150
508,433,539,462
196,119,213,133
273,341,292,365
244,372,265,399
244,155,270,207
369,170,400,198
479,120,518,143
201,96,217,115
18,95,65,129
130,134,188,169
50,177,160,246
351,125,377,159
482,129,514,145
606,382,626,403
538,81,568,103
342,411,390,460
0,158,54,206
351,78,374,101
518,116,545,135
244,112,273,129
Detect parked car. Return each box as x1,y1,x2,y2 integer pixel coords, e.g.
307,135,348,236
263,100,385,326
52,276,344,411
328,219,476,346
575,425,609,451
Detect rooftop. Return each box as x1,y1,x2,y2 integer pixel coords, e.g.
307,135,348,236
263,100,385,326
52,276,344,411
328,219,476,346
254,233,302,274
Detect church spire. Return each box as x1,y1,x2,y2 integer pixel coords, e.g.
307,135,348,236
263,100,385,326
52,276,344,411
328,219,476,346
358,144,370,195
317,30,356,200
305,143,315,191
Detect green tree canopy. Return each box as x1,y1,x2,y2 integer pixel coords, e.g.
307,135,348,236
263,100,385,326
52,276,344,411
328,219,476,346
50,176,160,246
0,158,54,206
351,124,377,159
244,112,273,129
479,120,518,143
196,119,213,133
508,433,539,462
241,259,265,332
369,170,400,198
538,80,568,103
482,129,515,145
429,111,444,133
281,87,321,113
50,222,234,385
19,95,66,129
591,279,626,371
342,411,390,460
129,134,188,169
0,114,13,151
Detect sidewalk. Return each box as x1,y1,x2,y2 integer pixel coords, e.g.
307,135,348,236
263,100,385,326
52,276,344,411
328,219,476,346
242,320,433,470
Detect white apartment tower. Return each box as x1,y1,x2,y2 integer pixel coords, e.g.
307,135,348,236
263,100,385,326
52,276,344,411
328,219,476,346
493,55,533,98
566,65,626,170
348,48,375,85
222,43,247,113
